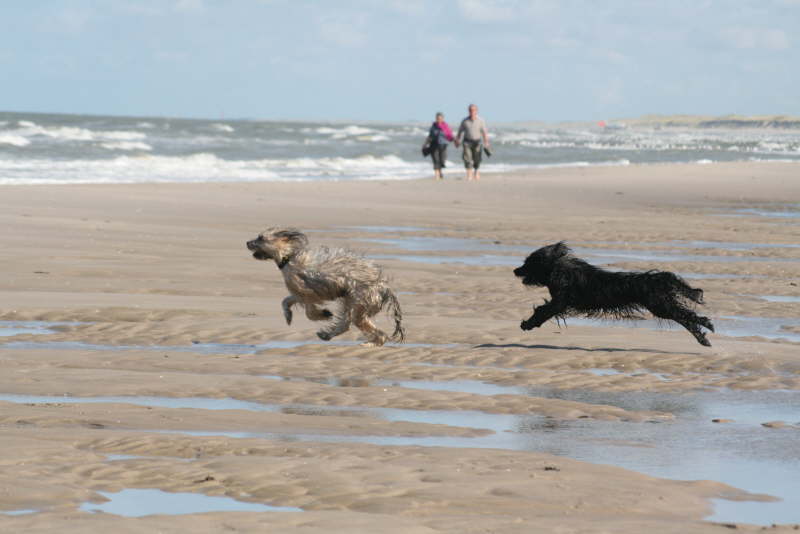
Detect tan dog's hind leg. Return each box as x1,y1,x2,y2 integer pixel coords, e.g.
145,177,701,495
352,306,388,346
317,306,351,341
281,295,298,325
305,303,333,321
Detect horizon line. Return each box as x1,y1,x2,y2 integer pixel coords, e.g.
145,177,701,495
2,108,800,126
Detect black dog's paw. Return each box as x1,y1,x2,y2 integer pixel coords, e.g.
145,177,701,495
317,330,332,341
692,330,712,346
520,320,534,331
321,309,333,319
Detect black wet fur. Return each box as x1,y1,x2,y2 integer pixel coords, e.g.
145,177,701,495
513,242,715,346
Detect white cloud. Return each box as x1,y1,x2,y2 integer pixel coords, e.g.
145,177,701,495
591,48,629,65
387,0,427,16
720,27,790,50
457,0,520,22
593,76,624,109
155,50,189,62
315,13,369,48
111,0,204,16
763,29,790,50
174,0,205,13
548,36,581,49
112,2,163,16
38,7,94,34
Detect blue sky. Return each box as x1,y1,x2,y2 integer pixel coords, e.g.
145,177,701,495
1,0,798,122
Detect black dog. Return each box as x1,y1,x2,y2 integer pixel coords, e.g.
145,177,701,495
513,242,715,346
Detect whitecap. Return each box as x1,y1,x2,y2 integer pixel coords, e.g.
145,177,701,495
0,153,427,185
0,134,30,147
386,126,426,137
518,140,577,148
211,123,235,133
13,120,146,142
100,131,148,141
99,141,153,151
34,125,94,141
316,125,376,136
356,134,390,142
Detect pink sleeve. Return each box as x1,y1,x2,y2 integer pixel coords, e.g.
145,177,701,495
442,122,454,141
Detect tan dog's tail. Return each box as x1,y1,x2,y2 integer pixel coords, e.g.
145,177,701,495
381,288,405,343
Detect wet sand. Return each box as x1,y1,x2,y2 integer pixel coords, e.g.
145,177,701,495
1,161,799,532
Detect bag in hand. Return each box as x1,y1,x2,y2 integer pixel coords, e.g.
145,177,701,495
422,140,432,157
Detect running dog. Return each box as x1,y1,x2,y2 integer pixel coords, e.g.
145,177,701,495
513,242,714,346
246,227,404,346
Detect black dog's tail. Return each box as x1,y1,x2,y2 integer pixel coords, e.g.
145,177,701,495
654,271,704,304
381,288,405,343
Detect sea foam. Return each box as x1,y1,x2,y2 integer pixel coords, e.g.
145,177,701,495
13,120,146,142
99,141,153,151
0,134,30,147
0,153,431,185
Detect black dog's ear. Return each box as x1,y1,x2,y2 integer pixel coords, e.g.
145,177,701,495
550,241,571,258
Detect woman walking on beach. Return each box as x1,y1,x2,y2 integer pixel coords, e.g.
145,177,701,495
423,112,454,180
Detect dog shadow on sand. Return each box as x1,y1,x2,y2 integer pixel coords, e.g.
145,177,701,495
473,342,704,356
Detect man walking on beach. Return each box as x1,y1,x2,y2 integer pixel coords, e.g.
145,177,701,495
454,103,490,181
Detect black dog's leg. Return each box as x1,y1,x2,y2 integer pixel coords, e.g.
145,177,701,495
648,303,712,347
679,317,711,347
697,315,715,333
521,299,566,331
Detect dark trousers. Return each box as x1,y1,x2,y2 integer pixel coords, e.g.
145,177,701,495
431,144,447,170
462,140,482,169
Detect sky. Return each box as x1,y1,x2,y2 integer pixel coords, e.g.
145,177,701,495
1,0,799,122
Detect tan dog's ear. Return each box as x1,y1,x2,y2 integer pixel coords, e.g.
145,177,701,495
273,229,308,249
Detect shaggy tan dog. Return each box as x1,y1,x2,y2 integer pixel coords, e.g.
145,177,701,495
247,227,404,346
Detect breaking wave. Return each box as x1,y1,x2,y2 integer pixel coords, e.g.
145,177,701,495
0,153,434,185
0,134,30,147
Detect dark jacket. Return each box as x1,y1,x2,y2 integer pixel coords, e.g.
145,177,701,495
428,121,453,146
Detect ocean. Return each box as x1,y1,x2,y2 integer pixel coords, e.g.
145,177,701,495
1,111,799,185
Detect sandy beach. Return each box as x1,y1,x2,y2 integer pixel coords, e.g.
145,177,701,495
1,161,799,532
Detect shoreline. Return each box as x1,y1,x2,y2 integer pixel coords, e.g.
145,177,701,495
1,158,799,188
